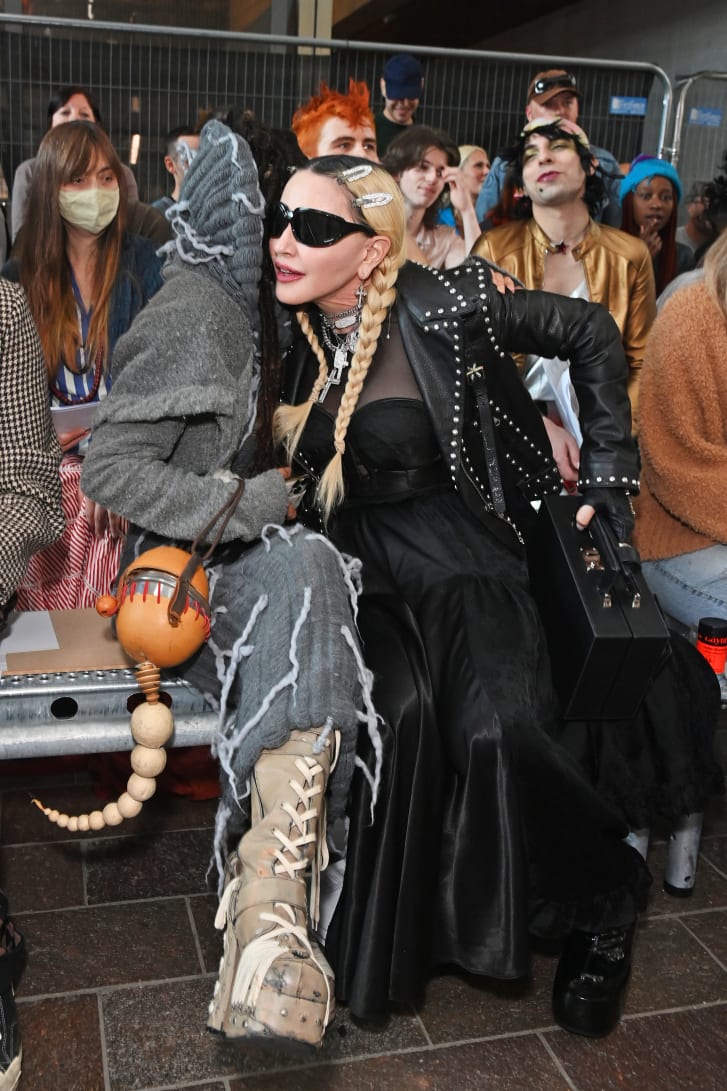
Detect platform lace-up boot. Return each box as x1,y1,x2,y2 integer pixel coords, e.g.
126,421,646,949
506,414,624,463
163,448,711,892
207,727,339,1049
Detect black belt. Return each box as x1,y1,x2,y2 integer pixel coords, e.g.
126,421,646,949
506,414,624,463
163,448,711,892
345,460,450,501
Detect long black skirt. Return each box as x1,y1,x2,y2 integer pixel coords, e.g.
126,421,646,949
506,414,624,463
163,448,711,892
325,489,650,1021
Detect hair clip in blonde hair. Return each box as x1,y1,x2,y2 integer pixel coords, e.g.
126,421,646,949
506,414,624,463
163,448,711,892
352,192,394,209
337,164,374,183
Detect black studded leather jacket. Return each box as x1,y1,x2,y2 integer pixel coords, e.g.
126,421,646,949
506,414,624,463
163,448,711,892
284,257,639,549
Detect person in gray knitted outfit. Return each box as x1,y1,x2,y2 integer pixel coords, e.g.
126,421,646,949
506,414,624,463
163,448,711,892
81,119,377,1050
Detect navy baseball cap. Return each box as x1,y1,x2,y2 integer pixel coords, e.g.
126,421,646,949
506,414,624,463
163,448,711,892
382,54,423,100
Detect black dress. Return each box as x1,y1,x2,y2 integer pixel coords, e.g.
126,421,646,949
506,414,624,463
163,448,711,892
295,320,649,1021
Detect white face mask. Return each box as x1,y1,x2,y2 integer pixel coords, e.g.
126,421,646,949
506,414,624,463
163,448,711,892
58,185,120,234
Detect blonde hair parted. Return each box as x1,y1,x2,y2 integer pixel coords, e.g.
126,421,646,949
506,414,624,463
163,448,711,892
458,144,487,168
273,157,408,518
704,229,727,322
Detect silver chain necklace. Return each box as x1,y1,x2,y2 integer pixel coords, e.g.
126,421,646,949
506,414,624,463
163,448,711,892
318,318,359,402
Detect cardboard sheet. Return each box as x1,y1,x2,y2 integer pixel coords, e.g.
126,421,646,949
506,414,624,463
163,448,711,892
1,609,135,676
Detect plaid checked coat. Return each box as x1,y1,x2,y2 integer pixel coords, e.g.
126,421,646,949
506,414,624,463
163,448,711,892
0,278,64,608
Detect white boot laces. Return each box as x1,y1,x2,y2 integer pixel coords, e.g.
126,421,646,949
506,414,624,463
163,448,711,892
231,901,333,1026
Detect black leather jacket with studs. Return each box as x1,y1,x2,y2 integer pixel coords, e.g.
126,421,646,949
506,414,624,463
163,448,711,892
284,257,639,550
394,258,639,546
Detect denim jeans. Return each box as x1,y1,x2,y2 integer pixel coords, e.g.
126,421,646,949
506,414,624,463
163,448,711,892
642,546,727,631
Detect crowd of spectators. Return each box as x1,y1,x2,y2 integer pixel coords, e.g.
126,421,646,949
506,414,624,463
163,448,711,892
0,51,725,1085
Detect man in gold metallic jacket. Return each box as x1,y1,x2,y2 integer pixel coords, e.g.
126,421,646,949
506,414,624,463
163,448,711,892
473,118,655,453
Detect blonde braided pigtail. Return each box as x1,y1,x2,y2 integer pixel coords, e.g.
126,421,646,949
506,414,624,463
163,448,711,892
316,253,399,518
273,156,407,513
273,309,329,459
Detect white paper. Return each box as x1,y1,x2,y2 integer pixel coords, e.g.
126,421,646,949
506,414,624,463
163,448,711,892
0,611,60,672
51,402,97,436
545,358,583,447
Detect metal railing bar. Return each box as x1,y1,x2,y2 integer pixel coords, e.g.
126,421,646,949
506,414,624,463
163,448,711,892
668,71,727,167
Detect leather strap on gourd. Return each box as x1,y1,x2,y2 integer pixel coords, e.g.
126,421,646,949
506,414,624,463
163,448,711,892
168,478,246,624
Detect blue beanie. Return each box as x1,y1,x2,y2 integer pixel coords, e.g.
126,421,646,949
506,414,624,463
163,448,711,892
619,156,683,202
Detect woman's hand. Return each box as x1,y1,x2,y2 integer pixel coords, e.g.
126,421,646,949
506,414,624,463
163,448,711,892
489,269,517,296
58,427,91,453
542,417,580,483
576,490,635,543
639,223,662,259
445,167,483,254
277,466,298,521
443,166,472,215
79,490,127,538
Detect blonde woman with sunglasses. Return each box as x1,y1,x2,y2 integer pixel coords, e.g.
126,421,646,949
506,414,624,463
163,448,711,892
271,156,649,1042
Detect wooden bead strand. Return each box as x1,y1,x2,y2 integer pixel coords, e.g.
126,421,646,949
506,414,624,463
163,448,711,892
32,659,175,831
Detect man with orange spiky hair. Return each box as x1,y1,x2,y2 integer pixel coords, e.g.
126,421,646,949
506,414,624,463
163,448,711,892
291,79,379,161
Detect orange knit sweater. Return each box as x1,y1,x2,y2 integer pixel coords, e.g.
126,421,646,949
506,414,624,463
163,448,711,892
633,282,727,560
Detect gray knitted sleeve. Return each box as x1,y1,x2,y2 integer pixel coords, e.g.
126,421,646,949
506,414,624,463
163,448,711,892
81,269,289,543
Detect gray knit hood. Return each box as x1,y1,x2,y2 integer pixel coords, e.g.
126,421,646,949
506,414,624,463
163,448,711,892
161,120,265,324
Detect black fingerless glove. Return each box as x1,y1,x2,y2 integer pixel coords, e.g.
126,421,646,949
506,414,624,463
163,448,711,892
578,488,635,544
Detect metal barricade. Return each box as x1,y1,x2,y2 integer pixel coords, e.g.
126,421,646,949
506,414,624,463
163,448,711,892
665,71,727,195
0,667,217,760
0,13,670,207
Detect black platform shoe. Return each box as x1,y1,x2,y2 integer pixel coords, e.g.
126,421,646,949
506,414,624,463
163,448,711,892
552,924,635,1037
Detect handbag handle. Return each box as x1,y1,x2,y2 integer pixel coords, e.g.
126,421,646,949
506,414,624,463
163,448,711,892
167,478,246,624
587,511,643,608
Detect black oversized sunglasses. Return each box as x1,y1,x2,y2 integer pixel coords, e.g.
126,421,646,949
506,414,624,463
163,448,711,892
269,202,376,248
531,72,578,96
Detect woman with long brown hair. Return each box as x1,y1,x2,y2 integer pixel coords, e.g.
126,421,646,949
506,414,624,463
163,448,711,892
2,119,163,608
9,83,139,242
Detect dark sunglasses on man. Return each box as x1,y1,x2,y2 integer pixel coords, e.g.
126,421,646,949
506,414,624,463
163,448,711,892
269,202,375,248
531,72,578,97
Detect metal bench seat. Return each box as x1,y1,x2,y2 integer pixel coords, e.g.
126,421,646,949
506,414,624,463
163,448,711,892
0,608,217,760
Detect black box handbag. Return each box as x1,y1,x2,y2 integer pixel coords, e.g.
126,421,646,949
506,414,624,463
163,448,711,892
527,494,671,720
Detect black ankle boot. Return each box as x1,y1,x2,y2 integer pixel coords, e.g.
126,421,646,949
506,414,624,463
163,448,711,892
552,924,635,1037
